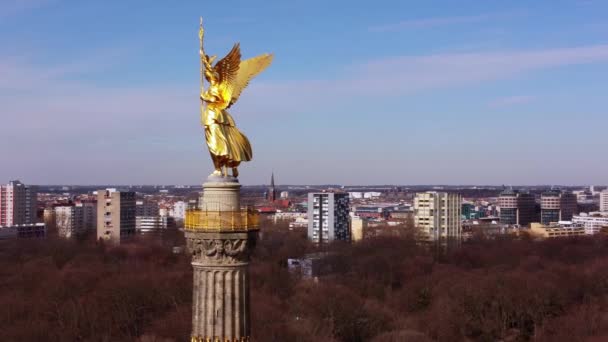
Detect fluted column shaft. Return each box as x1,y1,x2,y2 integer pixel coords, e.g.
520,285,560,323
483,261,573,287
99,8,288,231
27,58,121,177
192,263,250,339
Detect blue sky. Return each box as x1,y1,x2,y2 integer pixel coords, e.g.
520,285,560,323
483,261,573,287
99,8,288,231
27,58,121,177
1,0,607,185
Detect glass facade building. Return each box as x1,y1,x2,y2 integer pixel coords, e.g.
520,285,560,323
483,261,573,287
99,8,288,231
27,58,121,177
307,192,350,244
498,189,537,227
540,190,578,225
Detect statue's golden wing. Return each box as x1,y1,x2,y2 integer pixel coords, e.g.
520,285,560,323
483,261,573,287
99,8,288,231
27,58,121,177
227,53,274,108
213,43,242,106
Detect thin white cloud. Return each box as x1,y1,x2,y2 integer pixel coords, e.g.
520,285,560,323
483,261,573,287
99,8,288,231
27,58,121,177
0,0,52,19
4,43,608,120
28,42,592,128
369,11,524,32
488,95,536,108
0,46,133,91
356,44,608,92
239,43,608,113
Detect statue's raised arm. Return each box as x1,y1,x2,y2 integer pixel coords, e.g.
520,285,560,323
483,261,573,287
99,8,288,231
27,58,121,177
199,18,213,90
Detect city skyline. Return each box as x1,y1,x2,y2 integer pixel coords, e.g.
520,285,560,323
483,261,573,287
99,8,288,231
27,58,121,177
2,0,608,185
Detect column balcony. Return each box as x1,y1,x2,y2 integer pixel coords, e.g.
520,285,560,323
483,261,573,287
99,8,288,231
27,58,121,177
185,207,259,231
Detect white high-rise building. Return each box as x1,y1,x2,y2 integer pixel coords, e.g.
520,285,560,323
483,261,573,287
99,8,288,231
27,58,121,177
600,190,608,212
0,180,37,226
170,201,187,220
414,192,462,241
307,192,350,243
55,202,97,238
55,205,85,238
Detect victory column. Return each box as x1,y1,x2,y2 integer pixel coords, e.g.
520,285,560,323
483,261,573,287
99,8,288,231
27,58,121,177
185,18,273,342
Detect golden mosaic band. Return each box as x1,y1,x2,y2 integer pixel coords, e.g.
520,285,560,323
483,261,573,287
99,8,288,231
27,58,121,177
185,209,259,230
191,337,250,342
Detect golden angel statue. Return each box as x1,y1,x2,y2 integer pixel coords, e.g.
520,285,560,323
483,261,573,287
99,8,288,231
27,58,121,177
198,18,273,178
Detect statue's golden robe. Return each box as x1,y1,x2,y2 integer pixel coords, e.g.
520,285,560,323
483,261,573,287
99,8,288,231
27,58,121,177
203,106,252,163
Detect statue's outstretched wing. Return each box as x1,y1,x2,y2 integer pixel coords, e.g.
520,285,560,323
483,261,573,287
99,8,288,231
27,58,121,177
227,53,274,108
213,43,242,106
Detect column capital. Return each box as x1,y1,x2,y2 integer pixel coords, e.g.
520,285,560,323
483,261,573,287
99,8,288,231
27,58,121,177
186,230,258,265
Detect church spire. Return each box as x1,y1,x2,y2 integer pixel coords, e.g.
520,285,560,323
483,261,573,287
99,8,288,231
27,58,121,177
268,171,276,202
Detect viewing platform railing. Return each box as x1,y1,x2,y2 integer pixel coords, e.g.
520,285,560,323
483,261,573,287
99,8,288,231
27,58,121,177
184,207,259,231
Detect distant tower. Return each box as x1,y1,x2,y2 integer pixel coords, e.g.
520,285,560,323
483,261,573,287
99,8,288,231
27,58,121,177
267,172,277,202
